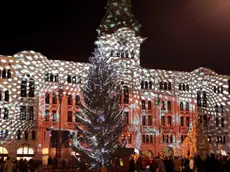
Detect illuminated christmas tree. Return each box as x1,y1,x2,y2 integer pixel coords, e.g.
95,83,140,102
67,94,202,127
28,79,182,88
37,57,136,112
73,50,125,168
182,115,209,158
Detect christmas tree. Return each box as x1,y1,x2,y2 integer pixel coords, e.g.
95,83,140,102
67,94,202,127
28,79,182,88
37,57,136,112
182,115,209,158
73,50,125,168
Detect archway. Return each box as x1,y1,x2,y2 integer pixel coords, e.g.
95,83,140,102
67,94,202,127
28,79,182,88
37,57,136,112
142,150,154,159
17,144,34,160
161,146,174,157
0,147,8,160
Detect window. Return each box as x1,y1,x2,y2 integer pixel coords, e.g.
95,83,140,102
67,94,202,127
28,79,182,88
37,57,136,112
216,118,219,127
24,130,28,140
145,81,148,89
214,86,217,93
124,112,129,124
32,130,36,140
180,116,184,126
179,84,182,90
141,81,144,89
123,86,129,104
45,110,49,121
161,101,166,110
186,117,190,126
2,69,6,78
52,111,57,121
186,84,189,91
27,106,34,120
54,74,58,82
150,135,153,144
149,81,152,89
162,135,165,143
180,102,184,111
28,79,35,97
4,91,9,101
220,105,224,113
17,130,21,140
168,82,172,91
67,75,72,83
159,82,163,90
7,70,11,78
163,82,167,90
142,100,145,109
146,135,149,143
128,135,132,144
197,92,201,107
20,106,26,120
0,91,2,101
170,135,173,143
221,118,224,128
67,111,72,122
202,91,207,107
67,95,72,105
148,100,152,110
3,108,8,119
75,95,81,105
148,116,152,126
167,101,171,110
168,116,172,126
50,74,54,82
72,76,76,84
45,73,49,81
142,135,145,143
182,84,186,91
45,93,50,104
142,116,146,125
166,135,169,143
161,116,165,126
21,80,27,97
186,102,189,111
52,94,57,104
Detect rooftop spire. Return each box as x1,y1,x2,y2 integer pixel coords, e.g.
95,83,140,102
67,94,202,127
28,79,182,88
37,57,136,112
97,0,141,36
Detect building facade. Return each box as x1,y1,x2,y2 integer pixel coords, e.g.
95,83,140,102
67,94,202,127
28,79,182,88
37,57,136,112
0,0,230,162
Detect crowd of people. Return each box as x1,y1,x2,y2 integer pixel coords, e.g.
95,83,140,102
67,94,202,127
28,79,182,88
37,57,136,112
128,152,230,172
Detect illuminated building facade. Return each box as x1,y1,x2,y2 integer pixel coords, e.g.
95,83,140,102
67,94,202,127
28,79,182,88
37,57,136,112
0,0,230,162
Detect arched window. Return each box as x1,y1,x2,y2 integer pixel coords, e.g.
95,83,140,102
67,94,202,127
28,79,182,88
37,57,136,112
168,82,172,91
149,81,152,89
145,81,148,89
28,79,35,97
186,102,189,111
170,135,173,143
67,111,72,122
148,116,152,126
67,75,72,83
2,69,6,78
221,118,224,128
7,70,11,78
180,102,184,111
72,76,76,84
142,100,145,109
3,108,8,119
24,130,28,140
214,86,217,93
216,118,219,127
52,94,57,104
163,82,168,90
141,81,144,89
180,116,184,126
67,95,72,105
45,73,49,81
197,92,201,107
17,130,22,140
32,130,36,140
4,91,9,101
178,84,182,90
45,110,49,121
54,74,58,82
159,82,163,90
17,144,34,157
203,115,208,127
142,135,146,143
167,101,171,110
50,74,54,82
183,84,186,91
166,135,169,143
75,95,81,105
123,86,129,104
45,93,50,104
146,135,149,143
148,100,152,110
186,84,189,91
28,106,34,120
142,116,146,125
21,79,27,97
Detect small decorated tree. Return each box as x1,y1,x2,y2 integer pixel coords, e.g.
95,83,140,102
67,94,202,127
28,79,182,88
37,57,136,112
73,50,125,169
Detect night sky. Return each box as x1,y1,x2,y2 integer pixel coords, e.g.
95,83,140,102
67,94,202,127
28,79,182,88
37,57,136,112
0,0,230,74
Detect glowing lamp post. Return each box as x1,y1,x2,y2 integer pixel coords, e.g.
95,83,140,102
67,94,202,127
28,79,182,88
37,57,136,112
56,83,64,159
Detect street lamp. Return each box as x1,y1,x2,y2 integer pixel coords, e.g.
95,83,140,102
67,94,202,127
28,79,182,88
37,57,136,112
55,83,64,159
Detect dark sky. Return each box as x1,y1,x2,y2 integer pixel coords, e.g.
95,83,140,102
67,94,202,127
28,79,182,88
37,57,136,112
0,0,230,74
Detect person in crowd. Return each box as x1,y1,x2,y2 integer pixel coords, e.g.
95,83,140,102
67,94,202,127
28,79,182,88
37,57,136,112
173,156,181,172
156,156,166,172
189,156,194,172
135,155,143,172
144,165,151,172
4,156,13,172
128,155,135,172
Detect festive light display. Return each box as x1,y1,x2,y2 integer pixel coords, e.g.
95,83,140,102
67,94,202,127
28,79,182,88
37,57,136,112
0,0,230,160
73,50,125,167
